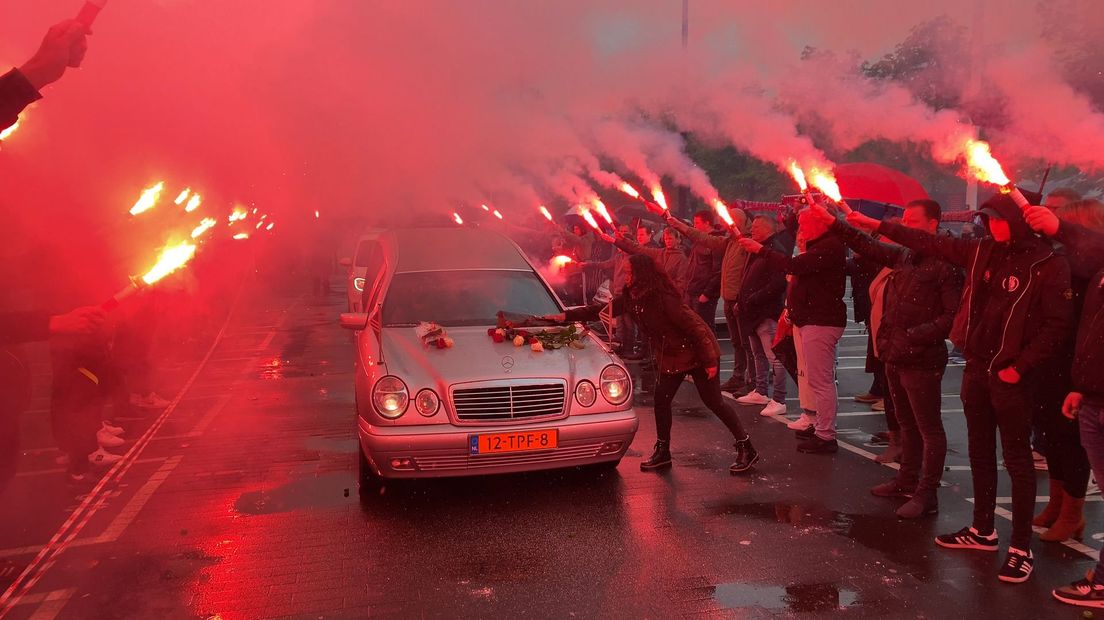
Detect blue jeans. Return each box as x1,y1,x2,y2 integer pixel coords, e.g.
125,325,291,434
1078,401,1104,583
747,319,787,404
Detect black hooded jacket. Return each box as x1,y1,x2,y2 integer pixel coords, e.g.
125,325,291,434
757,233,847,328
877,195,1074,377
1053,221,1104,404
831,219,963,370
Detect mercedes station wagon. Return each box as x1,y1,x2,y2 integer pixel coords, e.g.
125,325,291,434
339,227,638,493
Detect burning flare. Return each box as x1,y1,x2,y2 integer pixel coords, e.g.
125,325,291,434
619,182,641,199
130,181,165,216
789,161,808,191
233,233,250,240
266,222,275,231
808,168,843,202
228,207,248,223
190,217,217,239
591,199,614,225
651,186,668,211
539,206,553,222
174,188,191,205
314,210,320,219
580,208,601,231
184,193,202,213
964,139,1011,187
0,118,20,142
550,255,573,269
141,241,196,285
481,204,491,212
493,209,504,220
452,212,464,225
712,199,735,227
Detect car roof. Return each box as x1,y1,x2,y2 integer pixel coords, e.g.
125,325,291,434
385,227,534,273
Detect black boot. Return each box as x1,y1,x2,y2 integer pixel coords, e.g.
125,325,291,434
640,440,672,470
730,436,760,474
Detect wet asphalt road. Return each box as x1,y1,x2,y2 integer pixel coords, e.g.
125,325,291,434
0,279,1101,619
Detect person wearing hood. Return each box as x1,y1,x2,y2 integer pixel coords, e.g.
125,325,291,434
849,191,1074,584
541,253,760,475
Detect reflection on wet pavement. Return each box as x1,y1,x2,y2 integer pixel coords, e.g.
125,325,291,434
712,581,859,613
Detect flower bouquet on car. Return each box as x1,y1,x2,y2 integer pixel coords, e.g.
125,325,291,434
415,321,454,349
488,311,587,352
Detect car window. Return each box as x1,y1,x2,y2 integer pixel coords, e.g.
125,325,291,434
382,270,560,327
355,241,380,268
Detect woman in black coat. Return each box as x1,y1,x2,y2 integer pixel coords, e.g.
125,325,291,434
544,254,759,474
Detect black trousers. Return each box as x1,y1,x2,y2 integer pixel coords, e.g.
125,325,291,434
653,366,748,443
885,364,946,500
1034,367,1091,498
961,363,1036,550
690,296,719,334
722,300,748,383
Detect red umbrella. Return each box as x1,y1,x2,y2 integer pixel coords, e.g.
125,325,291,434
834,163,929,207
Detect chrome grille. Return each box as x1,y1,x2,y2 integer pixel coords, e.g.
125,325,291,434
452,382,566,422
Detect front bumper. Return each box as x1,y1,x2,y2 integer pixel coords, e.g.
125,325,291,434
358,409,639,479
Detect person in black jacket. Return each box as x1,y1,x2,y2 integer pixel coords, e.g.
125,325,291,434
684,210,724,331
1021,206,1104,607
542,254,759,475
732,215,788,417
739,210,847,454
851,194,1074,584
809,201,962,518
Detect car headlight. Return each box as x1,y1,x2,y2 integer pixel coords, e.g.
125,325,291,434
354,277,367,292
414,388,440,416
575,380,597,407
600,365,631,405
372,376,408,418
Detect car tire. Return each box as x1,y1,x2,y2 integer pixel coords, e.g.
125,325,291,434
357,447,383,498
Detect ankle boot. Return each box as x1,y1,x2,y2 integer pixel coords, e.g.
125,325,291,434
1041,495,1086,542
640,440,672,471
875,431,902,464
730,436,760,474
1033,479,1066,528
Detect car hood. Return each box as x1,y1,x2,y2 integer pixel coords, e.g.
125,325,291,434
379,325,618,392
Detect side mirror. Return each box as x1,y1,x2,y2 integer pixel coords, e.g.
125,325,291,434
339,312,369,330
339,257,353,267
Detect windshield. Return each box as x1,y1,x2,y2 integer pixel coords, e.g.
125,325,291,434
382,270,560,327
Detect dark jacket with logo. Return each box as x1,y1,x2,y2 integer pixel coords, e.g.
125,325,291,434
685,230,724,301
832,220,963,370
1054,221,1104,404
758,233,848,328
566,285,719,374
736,232,787,331
878,200,1073,376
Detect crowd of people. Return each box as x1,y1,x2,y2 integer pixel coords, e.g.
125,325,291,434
6,14,1104,612
534,188,1104,604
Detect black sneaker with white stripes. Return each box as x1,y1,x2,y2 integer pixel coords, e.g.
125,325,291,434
998,547,1034,583
1053,577,1104,607
934,526,998,551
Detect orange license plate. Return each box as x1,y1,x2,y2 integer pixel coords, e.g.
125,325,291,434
470,430,558,455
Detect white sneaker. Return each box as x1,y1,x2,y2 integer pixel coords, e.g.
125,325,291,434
736,391,770,405
102,420,125,436
787,412,816,430
97,428,125,448
88,448,123,467
760,400,787,417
